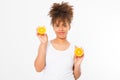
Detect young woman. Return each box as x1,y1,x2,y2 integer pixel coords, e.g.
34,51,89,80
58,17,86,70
34,2,84,80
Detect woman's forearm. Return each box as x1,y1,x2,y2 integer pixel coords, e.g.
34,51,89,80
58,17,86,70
73,64,81,80
34,43,47,72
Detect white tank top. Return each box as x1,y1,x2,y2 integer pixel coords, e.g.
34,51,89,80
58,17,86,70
41,41,75,80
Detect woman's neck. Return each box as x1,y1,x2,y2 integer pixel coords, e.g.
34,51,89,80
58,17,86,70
54,38,68,44
51,38,70,51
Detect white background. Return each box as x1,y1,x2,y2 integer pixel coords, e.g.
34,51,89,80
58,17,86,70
0,0,120,80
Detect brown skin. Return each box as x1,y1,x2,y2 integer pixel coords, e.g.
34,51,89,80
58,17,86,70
34,19,84,79
34,33,48,72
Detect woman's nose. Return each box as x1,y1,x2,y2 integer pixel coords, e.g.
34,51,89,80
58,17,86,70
59,26,64,31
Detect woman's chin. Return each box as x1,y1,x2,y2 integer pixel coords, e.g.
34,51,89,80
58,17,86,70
58,36,66,39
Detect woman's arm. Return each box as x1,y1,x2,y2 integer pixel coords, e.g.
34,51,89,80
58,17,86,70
73,54,84,80
34,43,47,72
34,33,48,72
73,46,84,79
73,63,81,80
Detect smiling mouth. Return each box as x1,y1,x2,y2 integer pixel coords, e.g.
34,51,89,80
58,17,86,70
58,32,65,34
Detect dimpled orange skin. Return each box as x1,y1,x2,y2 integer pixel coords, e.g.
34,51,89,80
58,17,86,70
37,26,46,34
74,47,84,57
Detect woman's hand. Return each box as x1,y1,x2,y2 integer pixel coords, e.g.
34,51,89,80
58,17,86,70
36,28,48,44
73,46,84,79
74,55,84,66
74,46,84,65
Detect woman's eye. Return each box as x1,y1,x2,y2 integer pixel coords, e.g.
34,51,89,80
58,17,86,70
64,24,67,27
56,25,59,27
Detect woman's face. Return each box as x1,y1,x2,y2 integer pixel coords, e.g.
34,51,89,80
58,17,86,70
53,19,70,39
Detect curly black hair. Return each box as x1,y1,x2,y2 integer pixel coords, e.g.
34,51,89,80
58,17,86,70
48,2,73,25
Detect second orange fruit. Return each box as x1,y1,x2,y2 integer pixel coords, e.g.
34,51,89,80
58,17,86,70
74,47,84,57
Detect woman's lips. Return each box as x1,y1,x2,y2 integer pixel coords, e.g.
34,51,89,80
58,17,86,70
58,32,65,35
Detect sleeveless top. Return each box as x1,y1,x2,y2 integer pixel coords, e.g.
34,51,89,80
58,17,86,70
41,41,75,80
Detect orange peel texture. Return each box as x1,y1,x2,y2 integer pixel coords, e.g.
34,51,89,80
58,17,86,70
37,26,46,34
74,47,84,57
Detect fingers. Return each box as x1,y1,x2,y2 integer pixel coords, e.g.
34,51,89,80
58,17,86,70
36,33,44,36
37,34,45,39
36,33,47,38
74,53,84,59
75,45,78,49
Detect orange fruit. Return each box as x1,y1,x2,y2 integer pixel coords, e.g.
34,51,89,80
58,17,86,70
37,26,46,34
74,47,84,57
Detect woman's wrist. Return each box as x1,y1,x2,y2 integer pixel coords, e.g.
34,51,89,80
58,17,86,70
40,42,48,47
74,62,81,67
